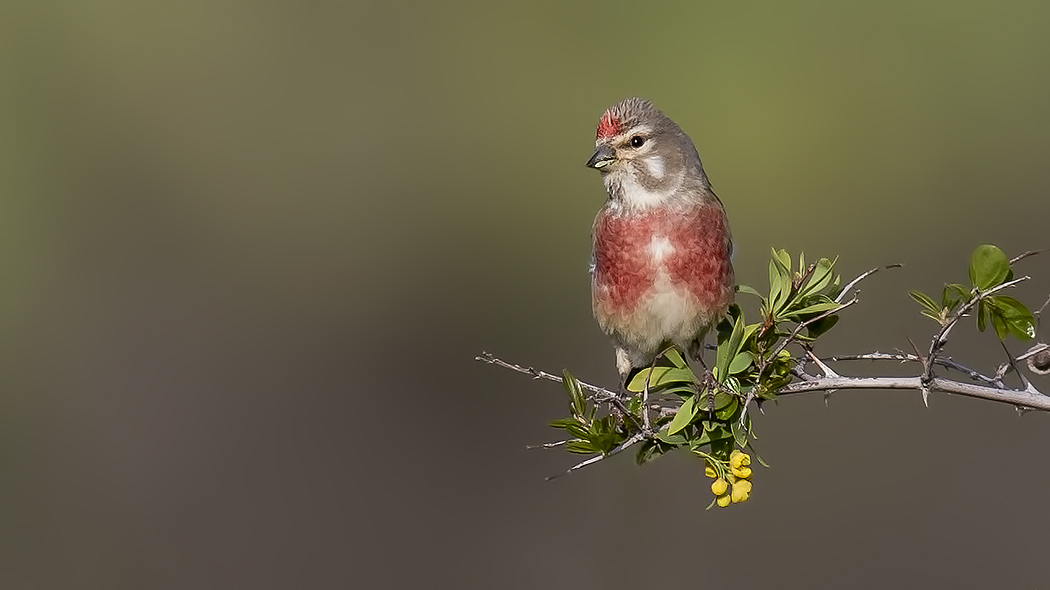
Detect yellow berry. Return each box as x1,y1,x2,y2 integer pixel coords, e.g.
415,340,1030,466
731,479,753,503
711,478,729,496
716,493,731,507
730,450,751,470
732,466,752,479
704,462,717,479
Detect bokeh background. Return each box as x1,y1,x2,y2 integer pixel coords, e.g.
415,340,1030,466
3,1,1049,588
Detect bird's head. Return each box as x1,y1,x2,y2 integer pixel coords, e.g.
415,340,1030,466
587,98,709,209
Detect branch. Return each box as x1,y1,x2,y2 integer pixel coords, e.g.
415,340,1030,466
767,296,859,361
479,350,1049,418
475,351,647,433
475,352,625,404
921,276,1031,398
824,351,1004,386
545,433,645,481
1010,249,1045,265
777,375,1049,411
835,263,903,304
1017,343,1049,362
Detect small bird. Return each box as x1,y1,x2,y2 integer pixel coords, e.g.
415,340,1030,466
587,98,735,394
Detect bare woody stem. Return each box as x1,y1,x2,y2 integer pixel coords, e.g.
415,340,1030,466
777,375,1050,410
477,351,1048,413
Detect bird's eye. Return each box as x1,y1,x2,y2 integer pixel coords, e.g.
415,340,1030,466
630,136,646,148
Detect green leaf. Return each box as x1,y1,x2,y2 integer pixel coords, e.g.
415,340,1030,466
806,315,839,339
768,260,785,315
769,249,793,315
909,290,939,313
747,442,771,467
655,429,688,445
626,367,697,393
663,347,688,368
799,257,837,299
660,385,700,398
785,301,840,318
943,283,969,309
549,418,590,438
548,417,580,430
701,390,735,411
991,311,1008,340
715,397,739,421
566,440,597,454
732,415,748,447
728,351,753,374
564,422,590,439
667,395,698,435
690,421,733,446
742,322,761,344
562,370,586,418
977,300,987,332
736,284,763,298
1005,318,1036,341
987,295,1036,340
636,439,674,465
716,311,746,380
627,396,642,414
969,244,1010,290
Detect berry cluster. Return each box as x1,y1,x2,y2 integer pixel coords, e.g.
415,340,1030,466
705,450,753,508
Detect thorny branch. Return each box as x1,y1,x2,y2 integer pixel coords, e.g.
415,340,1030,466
835,264,903,304
483,348,1048,404
477,253,1049,477
475,352,626,404
545,433,646,480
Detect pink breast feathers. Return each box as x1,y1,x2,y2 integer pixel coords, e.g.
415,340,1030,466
665,207,734,311
592,211,659,312
593,206,733,315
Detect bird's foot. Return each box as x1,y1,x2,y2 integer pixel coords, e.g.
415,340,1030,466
697,369,719,413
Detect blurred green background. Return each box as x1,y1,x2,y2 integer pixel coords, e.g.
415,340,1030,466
2,1,1049,588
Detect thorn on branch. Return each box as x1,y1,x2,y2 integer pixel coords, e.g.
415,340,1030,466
476,351,626,403
1009,249,1044,265
526,440,569,450
545,433,645,481
836,263,903,304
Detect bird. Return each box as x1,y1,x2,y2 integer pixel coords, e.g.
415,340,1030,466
586,98,735,398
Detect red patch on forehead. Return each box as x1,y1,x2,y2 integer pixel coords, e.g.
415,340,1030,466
596,111,620,139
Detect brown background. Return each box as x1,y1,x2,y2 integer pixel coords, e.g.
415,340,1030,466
3,1,1049,588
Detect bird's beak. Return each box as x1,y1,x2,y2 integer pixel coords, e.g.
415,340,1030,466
586,145,616,169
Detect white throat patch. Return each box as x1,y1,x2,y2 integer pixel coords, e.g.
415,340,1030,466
644,156,666,180
607,169,682,210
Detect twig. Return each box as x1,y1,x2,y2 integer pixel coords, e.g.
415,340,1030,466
922,276,1031,390
1037,294,1050,317
836,264,903,304
1017,343,1050,362
476,352,645,432
526,440,568,450
804,346,840,378
777,375,1046,409
545,433,646,480
824,352,1002,386
1009,249,1044,265
476,352,624,404
767,297,859,362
